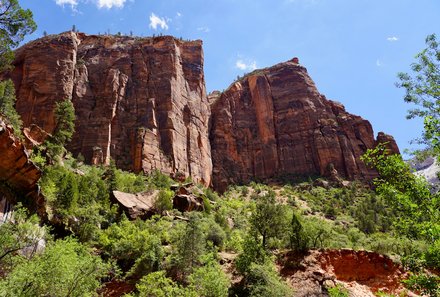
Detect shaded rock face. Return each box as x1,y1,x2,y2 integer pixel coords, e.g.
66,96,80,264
0,117,40,192
210,61,399,191
0,117,45,217
9,32,212,185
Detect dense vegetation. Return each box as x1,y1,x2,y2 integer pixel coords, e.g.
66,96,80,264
0,1,439,296
2,151,439,296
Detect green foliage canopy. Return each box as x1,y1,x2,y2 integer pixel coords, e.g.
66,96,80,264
0,238,108,297
397,34,440,155
0,0,36,71
0,79,21,133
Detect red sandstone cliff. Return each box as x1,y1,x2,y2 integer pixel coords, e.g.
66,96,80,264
0,116,45,216
7,33,398,190
209,59,399,191
9,32,212,185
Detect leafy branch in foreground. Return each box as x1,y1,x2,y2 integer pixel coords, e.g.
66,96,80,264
397,33,440,156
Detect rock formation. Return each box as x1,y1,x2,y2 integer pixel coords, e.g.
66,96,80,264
0,116,45,217
8,32,212,185
112,190,158,219
209,59,399,191
7,33,399,191
279,249,411,296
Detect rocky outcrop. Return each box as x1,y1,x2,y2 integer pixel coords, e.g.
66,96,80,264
210,59,399,191
172,184,205,212
112,190,158,219
0,116,45,217
279,249,412,297
9,32,212,185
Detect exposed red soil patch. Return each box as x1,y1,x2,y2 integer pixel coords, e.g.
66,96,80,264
318,249,408,294
278,249,413,297
99,280,135,297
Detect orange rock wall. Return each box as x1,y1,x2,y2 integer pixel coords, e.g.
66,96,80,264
10,32,212,185
209,61,398,191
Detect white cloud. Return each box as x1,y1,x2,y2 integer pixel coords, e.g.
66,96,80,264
55,0,78,8
197,26,210,33
55,0,128,10
387,36,399,42
97,0,127,9
149,13,169,30
236,59,257,71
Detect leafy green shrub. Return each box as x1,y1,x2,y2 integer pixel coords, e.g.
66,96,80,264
235,235,270,275
147,169,173,189
0,238,108,297
154,189,174,214
136,271,197,297
115,169,146,193
204,219,226,249
98,217,163,276
188,258,230,297
302,217,332,249
243,263,292,297
0,205,47,271
403,273,440,297
425,239,440,270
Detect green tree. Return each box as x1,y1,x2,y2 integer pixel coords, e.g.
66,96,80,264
188,258,230,297
362,144,439,242
0,205,47,271
396,34,440,156
0,79,21,133
0,0,36,71
289,211,307,252
250,190,289,249
45,99,75,160
172,213,206,280
0,238,108,297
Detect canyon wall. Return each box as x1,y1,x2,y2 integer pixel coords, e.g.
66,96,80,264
7,33,399,191
209,59,399,191
9,32,212,185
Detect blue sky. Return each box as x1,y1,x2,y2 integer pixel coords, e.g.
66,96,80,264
19,0,440,156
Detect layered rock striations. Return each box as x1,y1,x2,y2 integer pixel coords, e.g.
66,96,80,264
9,32,212,185
209,59,399,191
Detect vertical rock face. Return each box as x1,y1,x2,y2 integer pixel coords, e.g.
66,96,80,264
8,33,399,191
209,59,399,191
0,117,44,217
0,117,40,192
9,32,212,185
